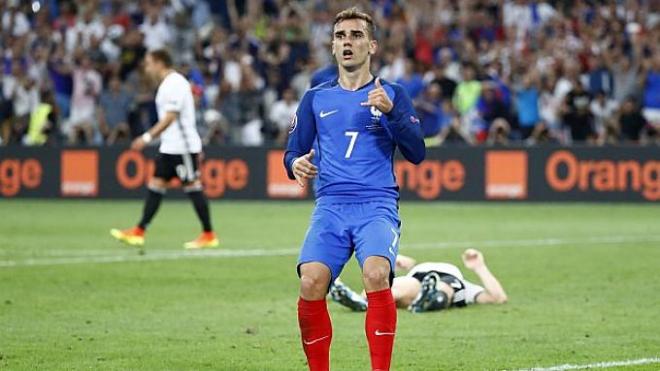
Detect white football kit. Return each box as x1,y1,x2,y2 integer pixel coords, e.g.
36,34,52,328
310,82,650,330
155,71,202,155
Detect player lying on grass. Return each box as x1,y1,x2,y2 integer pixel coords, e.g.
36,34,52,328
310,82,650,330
329,249,507,313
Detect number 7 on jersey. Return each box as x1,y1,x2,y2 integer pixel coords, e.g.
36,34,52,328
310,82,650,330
344,131,359,159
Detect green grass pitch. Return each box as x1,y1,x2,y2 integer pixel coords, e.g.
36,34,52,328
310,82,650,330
0,200,659,370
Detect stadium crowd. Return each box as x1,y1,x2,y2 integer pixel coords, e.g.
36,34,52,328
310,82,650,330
0,0,659,147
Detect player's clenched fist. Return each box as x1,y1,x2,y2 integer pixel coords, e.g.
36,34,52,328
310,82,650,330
292,149,318,187
462,248,485,271
361,77,393,113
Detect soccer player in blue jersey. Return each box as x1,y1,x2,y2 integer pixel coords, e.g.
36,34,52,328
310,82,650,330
284,8,425,371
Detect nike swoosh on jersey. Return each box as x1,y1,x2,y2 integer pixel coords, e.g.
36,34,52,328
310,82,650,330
303,335,330,345
374,330,395,336
319,109,338,118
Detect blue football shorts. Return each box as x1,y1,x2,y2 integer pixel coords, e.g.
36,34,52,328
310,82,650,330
297,199,401,283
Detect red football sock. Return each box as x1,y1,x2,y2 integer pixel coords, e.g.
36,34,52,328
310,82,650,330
365,289,397,371
298,297,332,371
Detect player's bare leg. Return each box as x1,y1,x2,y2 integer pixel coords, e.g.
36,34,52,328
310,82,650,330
182,179,218,249
362,256,396,371
390,276,422,309
298,262,333,371
110,177,167,246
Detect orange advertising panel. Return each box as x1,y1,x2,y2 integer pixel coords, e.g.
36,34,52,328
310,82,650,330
61,150,99,197
545,150,660,201
395,159,466,200
3,146,658,201
267,150,307,198
485,151,527,199
0,158,43,197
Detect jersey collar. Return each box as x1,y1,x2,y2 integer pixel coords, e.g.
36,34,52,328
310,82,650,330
334,75,377,92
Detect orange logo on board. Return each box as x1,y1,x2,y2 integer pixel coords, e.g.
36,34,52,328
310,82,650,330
485,151,527,199
267,150,307,198
61,150,98,197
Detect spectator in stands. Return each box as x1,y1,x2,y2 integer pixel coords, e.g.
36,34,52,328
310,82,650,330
436,100,474,146
67,56,102,145
269,88,299,146
590,90,619,145
1,0,659,149
201,109,229,146
641,53,660,136
97,76,132,145
170,10,196,66
2,64,39,145
453,63,481,117
415,82,446,142
48,44,73,128
618,97,648,144
427,62,457,101
290,59,315,98
0,77,11,146
612,51,641,104
515,72,543,144
65,5,105,53
562,81,595,144
236,61,265,146
478,81,511,145
24,90,57,146
2,1,30,38
118,29,147,80
539,73,562,143
397,60,425,100
1,64,18,145
587,55,614,98
124,62,155,138
139,4,171,51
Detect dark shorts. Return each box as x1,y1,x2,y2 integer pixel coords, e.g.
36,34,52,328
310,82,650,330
154,153,200,183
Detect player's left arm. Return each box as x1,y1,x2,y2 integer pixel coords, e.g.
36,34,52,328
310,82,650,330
131,111,178,151
462,249,508,304
362,78,425,164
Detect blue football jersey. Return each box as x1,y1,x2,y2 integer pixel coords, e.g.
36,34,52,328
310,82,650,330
284,78,425,201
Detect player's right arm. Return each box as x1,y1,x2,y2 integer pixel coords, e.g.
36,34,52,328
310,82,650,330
462,249,508,304
284,90,318,187
131,111,178,151
131,77,184,151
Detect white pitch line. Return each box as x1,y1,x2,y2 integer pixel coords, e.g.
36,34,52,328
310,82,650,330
0,235,658,268
513,357,660,371
3,234,660,258
403,234,660,250
0,248,299,268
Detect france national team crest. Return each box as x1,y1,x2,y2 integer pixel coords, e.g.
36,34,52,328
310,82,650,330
367,106,384,131
370,106,383,121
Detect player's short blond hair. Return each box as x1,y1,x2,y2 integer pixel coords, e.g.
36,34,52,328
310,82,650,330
333,7,375,40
